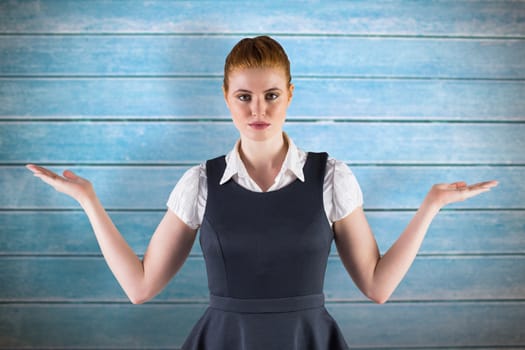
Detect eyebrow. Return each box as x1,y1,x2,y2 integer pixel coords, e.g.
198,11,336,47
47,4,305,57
233,88,282,94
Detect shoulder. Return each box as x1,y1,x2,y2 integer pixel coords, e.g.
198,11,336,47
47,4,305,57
166,163,208,229
167,164,206,205
323,156,364,222
178,163,207,184
324,156,357,179
324,157,361,196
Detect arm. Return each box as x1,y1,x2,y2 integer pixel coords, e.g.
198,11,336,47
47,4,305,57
26,164,197,304
333,180,498,304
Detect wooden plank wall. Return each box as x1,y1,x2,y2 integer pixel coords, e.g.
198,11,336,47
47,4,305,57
1,1,524,348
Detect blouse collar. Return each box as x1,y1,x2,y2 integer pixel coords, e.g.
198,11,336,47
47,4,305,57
220,133,305,186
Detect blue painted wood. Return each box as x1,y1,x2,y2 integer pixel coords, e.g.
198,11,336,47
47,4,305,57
1,122,523,163
1,1,523,349
333,302,525,347
0,211,159,255
1,256,524,302
2,166,520,209
2,211,523,255
370,211,525,255
1,1,523,36
0,304,203,348
328,256,525,301
2,36,524,79
1,79,523,120
0,302,523,348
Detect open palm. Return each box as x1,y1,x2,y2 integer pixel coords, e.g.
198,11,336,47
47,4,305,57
26,164,94,204
429,180,498,208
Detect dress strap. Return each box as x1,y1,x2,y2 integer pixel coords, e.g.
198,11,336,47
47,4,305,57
205,155,227,189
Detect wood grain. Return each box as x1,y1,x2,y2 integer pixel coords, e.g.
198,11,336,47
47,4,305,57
1,256,524,302
2,211,523,255
0,302,523,348
2,122,523,163
1,79,523,120
2,165,519,209
1,1,523,348
1,1,523,36
2,36,524,79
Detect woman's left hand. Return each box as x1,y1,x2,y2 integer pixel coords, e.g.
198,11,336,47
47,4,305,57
427,180,499,209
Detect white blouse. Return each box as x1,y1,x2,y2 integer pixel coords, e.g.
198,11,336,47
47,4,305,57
167,134,363,230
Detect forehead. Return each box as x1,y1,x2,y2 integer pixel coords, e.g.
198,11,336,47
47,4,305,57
227,67,288,90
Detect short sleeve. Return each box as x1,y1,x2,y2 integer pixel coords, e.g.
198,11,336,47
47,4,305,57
324,158,364,223
166,164,207,230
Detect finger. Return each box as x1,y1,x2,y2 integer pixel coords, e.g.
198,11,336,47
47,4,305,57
29,166,64,184
26,164,58,178
452,181,468,190
477,180,499,188
468,180,499,191
63,169,78,180
464,181,499,197
26,164,46,174
463,187,492,199
32,172,64,187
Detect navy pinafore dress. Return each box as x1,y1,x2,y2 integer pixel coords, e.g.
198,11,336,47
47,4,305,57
181,152,350,349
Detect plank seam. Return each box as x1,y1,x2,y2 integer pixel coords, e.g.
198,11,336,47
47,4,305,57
1,208,524,213
1,299,524,305
2,208,524,212
2,75,525,82
0,348,521,350
0,32,524,40
3,162,525,166
2,208,523,211
2,119,524,124
349,347,525,350
1,253,525,258
1,347,520,350
1,75,525,81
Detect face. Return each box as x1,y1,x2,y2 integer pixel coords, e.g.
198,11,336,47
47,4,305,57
224,67,294,143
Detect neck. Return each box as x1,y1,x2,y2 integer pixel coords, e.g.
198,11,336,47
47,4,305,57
238,133,288,172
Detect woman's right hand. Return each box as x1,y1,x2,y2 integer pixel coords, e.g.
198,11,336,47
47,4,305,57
26,164,95,205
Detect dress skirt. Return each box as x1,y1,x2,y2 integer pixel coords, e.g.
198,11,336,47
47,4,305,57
181,294,350,350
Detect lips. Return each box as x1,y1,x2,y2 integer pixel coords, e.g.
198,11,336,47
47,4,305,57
248,121,271,130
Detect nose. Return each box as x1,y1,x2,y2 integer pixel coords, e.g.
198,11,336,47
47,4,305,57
251,98,266,117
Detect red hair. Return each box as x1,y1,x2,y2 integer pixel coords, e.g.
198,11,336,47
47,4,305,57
223,36,291,92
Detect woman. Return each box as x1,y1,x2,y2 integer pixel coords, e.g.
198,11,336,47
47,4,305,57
26,36,498,349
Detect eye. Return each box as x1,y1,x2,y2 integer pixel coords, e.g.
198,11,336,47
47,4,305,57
237,94,251,102
265,92,279,101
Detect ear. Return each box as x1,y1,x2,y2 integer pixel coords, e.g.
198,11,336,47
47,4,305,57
222,85,230,109
287,83,295,104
